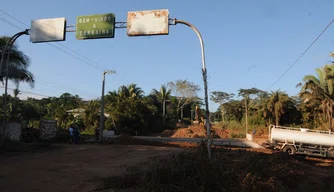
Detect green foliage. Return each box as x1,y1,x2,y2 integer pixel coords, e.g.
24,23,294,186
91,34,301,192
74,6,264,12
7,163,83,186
0,36,35,88
3,63,334,137
168,79,201,118
230,132,246,138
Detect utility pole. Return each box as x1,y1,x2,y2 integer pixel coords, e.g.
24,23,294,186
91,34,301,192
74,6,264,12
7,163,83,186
175,19,211,159
99,70,116,142
162,99,169,129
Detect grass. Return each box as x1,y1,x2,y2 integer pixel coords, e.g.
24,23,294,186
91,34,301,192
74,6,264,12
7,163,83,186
97,142,328,192
214,120,268,137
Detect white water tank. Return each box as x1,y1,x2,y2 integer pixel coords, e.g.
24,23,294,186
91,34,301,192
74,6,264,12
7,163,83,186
271,127,334,147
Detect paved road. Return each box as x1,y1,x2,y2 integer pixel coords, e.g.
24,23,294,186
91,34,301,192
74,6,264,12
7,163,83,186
104,135,264,148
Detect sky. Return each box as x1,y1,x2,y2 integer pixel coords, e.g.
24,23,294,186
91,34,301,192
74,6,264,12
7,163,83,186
1,0,334,112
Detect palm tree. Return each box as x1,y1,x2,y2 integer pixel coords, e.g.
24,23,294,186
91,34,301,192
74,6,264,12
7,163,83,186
298,64,334,131
128,83,144,98
13,85,21,98
0,36,35,87
83,100,101,131
118,84,144,99
267,90,290,126
151,84,171,117
238,88,262,134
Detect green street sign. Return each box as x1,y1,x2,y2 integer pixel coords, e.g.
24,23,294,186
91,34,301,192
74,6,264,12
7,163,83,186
76,13,115,40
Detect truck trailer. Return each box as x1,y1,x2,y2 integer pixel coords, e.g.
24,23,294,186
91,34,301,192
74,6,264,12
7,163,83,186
265,125,334,158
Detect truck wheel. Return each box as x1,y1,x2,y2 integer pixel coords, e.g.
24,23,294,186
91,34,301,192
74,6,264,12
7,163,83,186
283,145,296,155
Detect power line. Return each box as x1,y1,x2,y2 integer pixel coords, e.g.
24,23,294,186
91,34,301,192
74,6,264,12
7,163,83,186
267,19,334,90
0,85,52,98
35,78,98,98
0,16,22,30
0,9,130,85
0,11,130,98
0,18,98,97
0,85,94,100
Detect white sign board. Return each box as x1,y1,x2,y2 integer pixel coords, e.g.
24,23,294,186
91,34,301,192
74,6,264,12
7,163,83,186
127,9,169,36
30,17,66,43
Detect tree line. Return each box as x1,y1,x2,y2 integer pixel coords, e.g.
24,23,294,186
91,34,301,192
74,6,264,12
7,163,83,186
211,63,334,132
1,36,334,134
0,79,203,135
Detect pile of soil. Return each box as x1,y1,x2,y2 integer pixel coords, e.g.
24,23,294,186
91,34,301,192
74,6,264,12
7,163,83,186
99,147,334,192
161,125,229,138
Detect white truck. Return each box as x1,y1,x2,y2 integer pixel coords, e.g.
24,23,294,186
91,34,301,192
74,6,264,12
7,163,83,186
265,124,334,158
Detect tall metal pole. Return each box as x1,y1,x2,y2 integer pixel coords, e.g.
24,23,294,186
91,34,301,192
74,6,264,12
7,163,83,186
162,99,166,129
1,29,29,147
99,72,106,142
163,99,166,118
175,19,211,159
99,70,115,142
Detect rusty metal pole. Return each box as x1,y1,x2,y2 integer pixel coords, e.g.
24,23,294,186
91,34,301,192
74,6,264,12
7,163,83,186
175,19,211,159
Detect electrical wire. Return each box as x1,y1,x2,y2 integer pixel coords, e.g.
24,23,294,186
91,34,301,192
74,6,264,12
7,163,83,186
0,11,130,98
0,8,130,85
267,19,334,90
0,85,51,98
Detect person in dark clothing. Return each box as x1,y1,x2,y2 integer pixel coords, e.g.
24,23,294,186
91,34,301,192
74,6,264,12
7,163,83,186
73,127,80,144
95,128,100,141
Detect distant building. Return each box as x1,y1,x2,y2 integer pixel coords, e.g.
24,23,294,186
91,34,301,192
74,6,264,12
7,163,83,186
66,108,109,118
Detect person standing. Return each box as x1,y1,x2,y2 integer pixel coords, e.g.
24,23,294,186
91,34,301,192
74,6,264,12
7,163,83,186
68,125,74,144
73,127,80,144
95,127,100,142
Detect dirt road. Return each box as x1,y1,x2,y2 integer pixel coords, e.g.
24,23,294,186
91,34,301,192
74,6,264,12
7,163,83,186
0,144,184,192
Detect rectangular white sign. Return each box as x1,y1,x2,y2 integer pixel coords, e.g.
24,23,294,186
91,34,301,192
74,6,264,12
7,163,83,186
30,17,66,43
127,9,169,36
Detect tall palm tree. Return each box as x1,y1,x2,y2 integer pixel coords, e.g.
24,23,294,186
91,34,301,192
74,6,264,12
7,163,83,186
128,83,144,98
83,100,101,131
152,84,171,102
298,64,334,131
267,90,290,126
118,84,144,99
13,85,21,98
238,88,262,134
0,36,35,87
151,84,171,117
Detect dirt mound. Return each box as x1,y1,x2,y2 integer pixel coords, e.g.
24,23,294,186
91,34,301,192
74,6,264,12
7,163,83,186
162,125,229,138
100,147,334,192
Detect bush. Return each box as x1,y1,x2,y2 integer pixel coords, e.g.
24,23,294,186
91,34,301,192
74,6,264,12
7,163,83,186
229,132,246,138
100,145,317,192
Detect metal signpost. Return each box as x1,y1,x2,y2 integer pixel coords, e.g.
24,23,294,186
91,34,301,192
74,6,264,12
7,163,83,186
1,9,211,158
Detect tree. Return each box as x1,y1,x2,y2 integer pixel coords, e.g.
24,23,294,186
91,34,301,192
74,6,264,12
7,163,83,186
168,79,201,119
0,36,35,88
82,100,100,132
13,85,21,98
151,84,171,117
221,99,244,122
267,90,291,126
210,91,235,122
118,83,144,99
298,64,334,131
238,88,263,134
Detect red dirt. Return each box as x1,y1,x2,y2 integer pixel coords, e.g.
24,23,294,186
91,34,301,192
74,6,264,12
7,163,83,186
161,125,229,138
